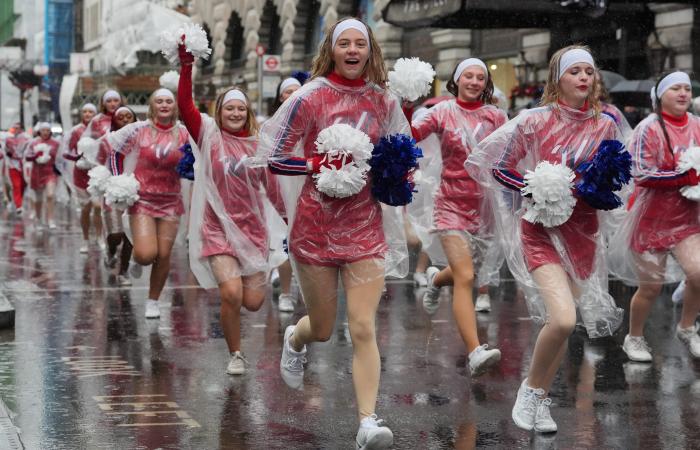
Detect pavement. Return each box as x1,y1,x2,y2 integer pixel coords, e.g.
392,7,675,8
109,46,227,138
1,204,700,449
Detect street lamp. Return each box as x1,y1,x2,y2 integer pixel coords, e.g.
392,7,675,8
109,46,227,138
514,51,533,86
647,32,672,77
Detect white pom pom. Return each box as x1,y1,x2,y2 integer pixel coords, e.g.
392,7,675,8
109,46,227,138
676,147,700,201
159,70,180,91
312,124,374,197
87,165,112,196
34,143,51,164
388,57,436,102
521,161,576,227
160,22,212,66
314,124,374,161
104,174,140,209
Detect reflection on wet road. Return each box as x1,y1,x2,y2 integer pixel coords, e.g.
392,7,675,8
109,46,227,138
1,207,700,449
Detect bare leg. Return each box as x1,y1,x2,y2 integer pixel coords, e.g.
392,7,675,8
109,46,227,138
440,234,479,352
80,202,93,241
45,181,56,223
628,253,666,336
119,235,133,276
148,218,179,300
526,264,577,392
289,262,339,351
342,259,385,420
278,259,293,295
415,251,430,273
672,234,700,329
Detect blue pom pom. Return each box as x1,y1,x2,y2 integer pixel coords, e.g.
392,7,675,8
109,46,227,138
291,70,310,85
369,133,423,206
177,142,195,180
575,139,631,210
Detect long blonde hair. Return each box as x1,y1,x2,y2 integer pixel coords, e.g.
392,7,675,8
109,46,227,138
310,17,387,88
540,44,601,116
214,88,259,136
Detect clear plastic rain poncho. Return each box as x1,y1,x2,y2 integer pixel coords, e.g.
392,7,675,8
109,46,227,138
408,100,507,287
60,122,88,192
106,120,190,218
256,75,411,284
25,137,60,190
189,116,287,289
608,113,700,285
467,103,625,338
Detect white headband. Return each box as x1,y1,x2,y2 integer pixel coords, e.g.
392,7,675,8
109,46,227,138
332,19,370,49
82,103,97,112
37,122,51,131
557,49,595,81
102,90,121,102
153,88,175,100
280,77,302,93
223,89,247,106
115,106,132,116
656,71,691,100
453,58,488,83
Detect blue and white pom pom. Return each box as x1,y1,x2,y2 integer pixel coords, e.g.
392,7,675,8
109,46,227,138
104,174,140,209
575,139,632,210
87,165,112,196
369,133,423,206
160,22,212,65
521,161,576,227
34,143,51,164
313,124,373,198
388,58,436,102
678,146,700,201
159,70,180,91
75,137,99,169
176,142,195,180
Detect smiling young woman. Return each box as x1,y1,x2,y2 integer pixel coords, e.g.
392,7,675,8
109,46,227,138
258,17,410,449
409,57,506,377
177,43,285,377
105,88,190,319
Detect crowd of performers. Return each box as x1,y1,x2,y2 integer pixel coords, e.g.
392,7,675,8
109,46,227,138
1,17,699,449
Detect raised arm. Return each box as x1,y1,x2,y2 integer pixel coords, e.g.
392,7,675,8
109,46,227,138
177,45,202,141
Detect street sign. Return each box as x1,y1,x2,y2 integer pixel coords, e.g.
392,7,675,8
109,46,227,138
256,44,265,57
262,55,281,73
262,75,281,99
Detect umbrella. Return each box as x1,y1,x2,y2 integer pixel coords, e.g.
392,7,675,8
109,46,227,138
609,79,656,108
599,70,626,89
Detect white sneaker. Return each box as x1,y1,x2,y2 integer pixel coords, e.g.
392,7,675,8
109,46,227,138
468,344,501,377
145,299,160,319
278,293,295,312
534,397,557,433
118,274,132,286
129,263,143,279
48,220,57,230
676,324,700,358
226,351,248,375
422,266,441,315
512,379,544,431
622,334,652,362
280,325,306,389
672,280,686,306
79,243,89,254
475,293,491,312
413,271,428,288
355,414,393,450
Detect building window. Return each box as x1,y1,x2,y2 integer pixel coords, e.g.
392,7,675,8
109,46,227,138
260,0,282,55
83,0,100,49
304,0,322,58
225,12,244,69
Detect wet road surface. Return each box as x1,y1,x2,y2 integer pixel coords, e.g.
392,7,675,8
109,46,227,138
1,205,700,449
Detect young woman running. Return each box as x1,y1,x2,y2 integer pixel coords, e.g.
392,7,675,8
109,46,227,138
178,45,286,375
410,57,506,377
106,88,189,319
260,18,409,449
614,71,700,362
24,122,60,228
471,45,625,433
5,124,29,215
